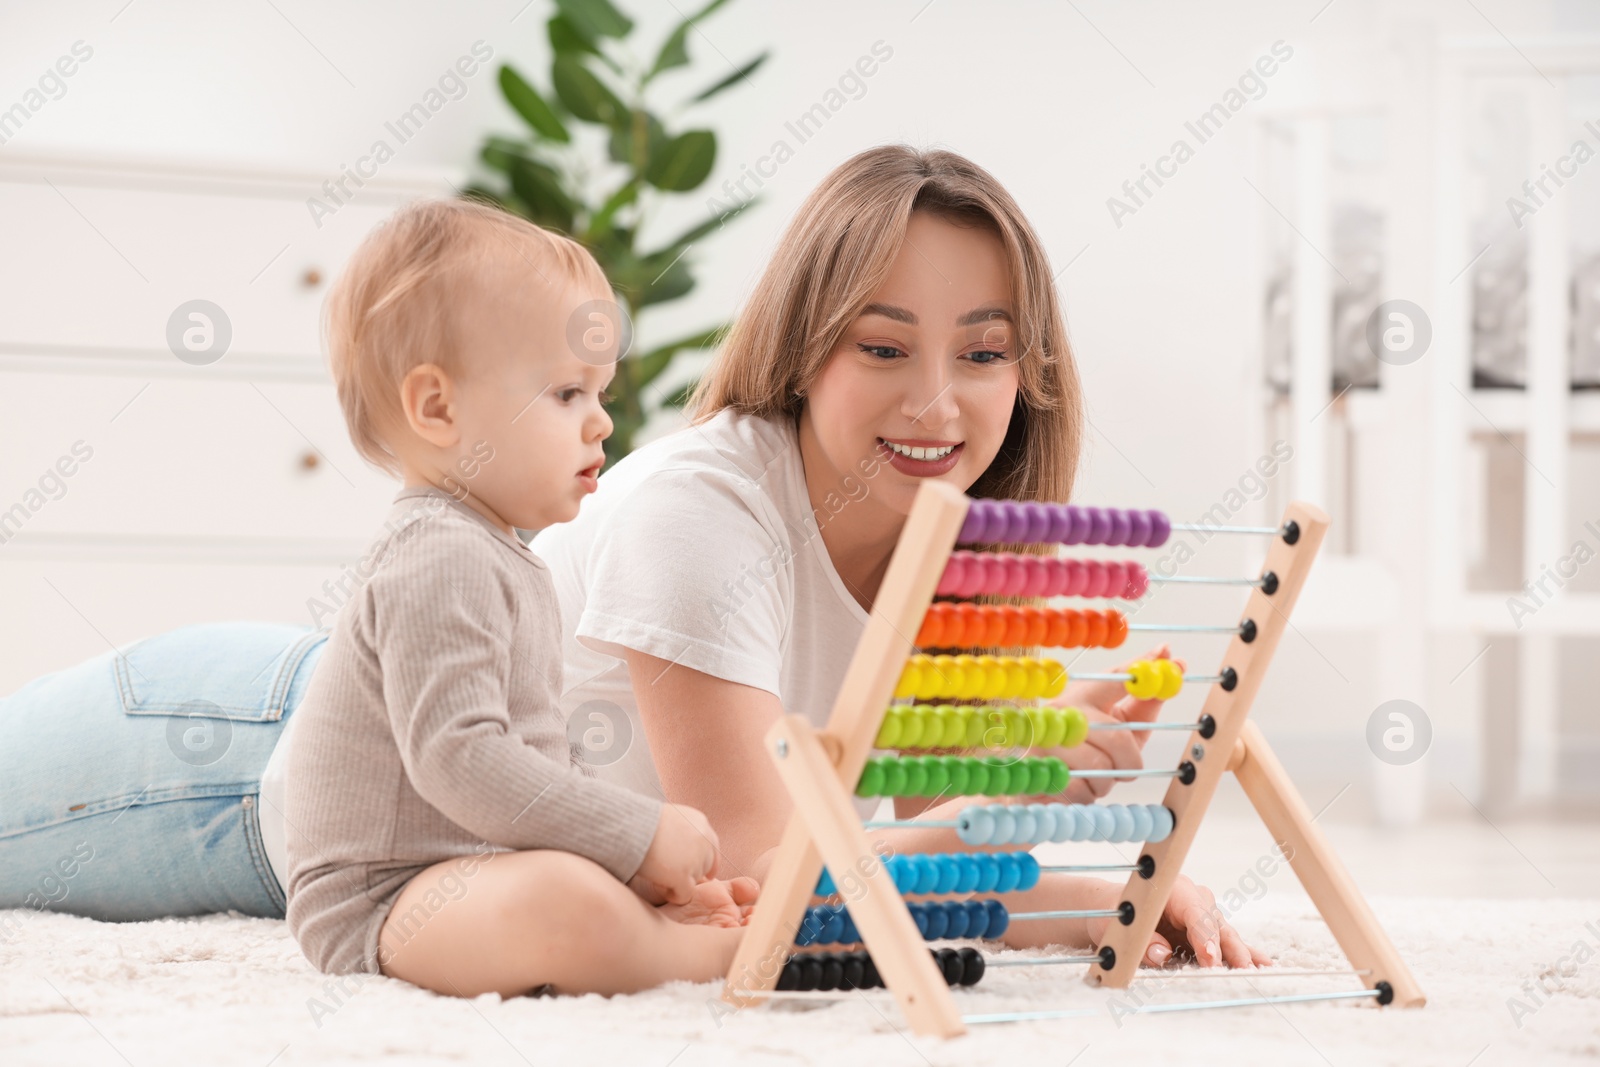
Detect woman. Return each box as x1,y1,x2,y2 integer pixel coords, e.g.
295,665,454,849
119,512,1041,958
0,145,1260,970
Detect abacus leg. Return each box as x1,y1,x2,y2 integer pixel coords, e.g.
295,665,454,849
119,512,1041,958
1230,721,1427,1007
376,849,746,999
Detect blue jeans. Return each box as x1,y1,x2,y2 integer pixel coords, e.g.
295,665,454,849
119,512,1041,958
0,622,326,922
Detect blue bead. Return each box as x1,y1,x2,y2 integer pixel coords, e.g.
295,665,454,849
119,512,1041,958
958,806,995,846
1050,805,1078,843
1149,805,1175,842
913,855,939,895
991,808,1018,846
974,853,999,893
1111,805,1136,843
1128,805,1154,842
815,868,834,895
1010,804,1037,844
994,853,1020,894
820,907,844,944
965,900,990,939
933,855,960,895
984,899,1009,939
1091,805,1117,841
924,903,949,940
796,909,820,946
954,853,981,894
1028,804,1055,844
945,901,970,938
908,903,929,938
1015,852,1041,891
839,910,859,945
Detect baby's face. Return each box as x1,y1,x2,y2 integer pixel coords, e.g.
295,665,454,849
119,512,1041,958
445,267,617,532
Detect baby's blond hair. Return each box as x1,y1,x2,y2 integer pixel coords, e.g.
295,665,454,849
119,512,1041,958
324,197,608,477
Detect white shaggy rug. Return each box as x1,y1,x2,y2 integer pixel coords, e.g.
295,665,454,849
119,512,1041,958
3,892,1598,1066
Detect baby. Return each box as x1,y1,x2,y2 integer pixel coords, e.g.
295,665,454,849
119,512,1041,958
282,199,757,999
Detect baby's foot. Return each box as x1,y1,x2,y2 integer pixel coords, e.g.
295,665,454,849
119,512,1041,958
659,877,759,927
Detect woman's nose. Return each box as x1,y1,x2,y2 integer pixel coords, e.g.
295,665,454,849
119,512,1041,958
903,363,959,427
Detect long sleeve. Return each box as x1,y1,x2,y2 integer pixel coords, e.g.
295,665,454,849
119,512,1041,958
369,519,661,883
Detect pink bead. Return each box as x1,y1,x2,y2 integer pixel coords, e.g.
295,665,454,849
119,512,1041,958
957,554,988,598
1103,561,1127,601
1082,559,1108,597
1124,562,1150,599
983,554,1008,595
1060,558,1086,597
1000,554,1028,596
937,556,965,597
1021,557,1051,598
1039,557,1065,597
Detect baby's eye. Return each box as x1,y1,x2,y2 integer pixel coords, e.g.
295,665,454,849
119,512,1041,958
857,343,904,360
557,387,582,402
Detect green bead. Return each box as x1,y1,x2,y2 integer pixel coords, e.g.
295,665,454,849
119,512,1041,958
1060,706,1090,748
985,757,1011,795
1028,707,1053,748
902,758,928,797
856,760,885,797
961,708,984,747
882,758,908,797
876,708,903,748
937,705,964,747
921,758,949,796
1028,758,1052,794
1047,758,1070,794
945,756,970,797
964,759,989,795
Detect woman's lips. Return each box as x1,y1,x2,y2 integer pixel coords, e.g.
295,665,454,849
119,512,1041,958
877,438,964,477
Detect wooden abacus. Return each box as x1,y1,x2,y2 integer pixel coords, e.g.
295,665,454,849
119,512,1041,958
719,480,1424,1037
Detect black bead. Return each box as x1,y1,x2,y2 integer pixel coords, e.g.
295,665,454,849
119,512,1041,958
933,947,963,985
958,946,985,986
842,955,867,990
796,956,822,991
819,955,844,992
862,955,881,988
776,959,800,991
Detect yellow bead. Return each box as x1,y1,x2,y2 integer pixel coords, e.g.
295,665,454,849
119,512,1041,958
1022,659,1048,699
1043,660,1067,698
976,656,1006,700
1124,660,1162,700
895,662,920,699
1156,658,1184,700
925,655,959,700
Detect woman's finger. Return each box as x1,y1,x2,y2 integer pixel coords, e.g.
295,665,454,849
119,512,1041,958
1218,922,1256,968
1144,932,1173,967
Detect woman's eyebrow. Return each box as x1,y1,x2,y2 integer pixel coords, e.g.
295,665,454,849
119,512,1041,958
859,303,1013,326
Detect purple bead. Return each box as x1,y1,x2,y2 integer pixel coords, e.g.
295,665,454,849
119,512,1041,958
1127,510,1151,547
958,502,990,544
1020,502,1050,543
1107,509,1132,546
1043,504,1072,543
1087,507,1111,545
999,501,1025,543
1063,505,1089,545
1146,509,1171,548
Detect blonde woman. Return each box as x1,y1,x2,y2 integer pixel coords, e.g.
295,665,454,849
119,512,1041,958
531,145,1266,970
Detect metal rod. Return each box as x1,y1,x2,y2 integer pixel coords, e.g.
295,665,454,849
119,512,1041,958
962,987,1383,1025
1146,574,1267,585
1008,908,1124,921
1130,968,1374,980
1068,767,1183,779
982,954,1106,968
1090,720,1203,732
1074,671,1225,684
1038,863,1145,873
1127,622,1243,633
1169,522,1285,536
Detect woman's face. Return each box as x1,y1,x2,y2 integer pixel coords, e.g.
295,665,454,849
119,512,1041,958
802,210,1020,517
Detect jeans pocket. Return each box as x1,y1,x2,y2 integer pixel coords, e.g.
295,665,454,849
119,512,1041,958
116,621,325,723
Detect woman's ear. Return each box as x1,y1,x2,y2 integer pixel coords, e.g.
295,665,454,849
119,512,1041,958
398,363,462,449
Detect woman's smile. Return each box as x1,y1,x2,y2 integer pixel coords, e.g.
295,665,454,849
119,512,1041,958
877,436,965,476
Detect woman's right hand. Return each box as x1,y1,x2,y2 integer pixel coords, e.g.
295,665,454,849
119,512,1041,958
632,802,720,905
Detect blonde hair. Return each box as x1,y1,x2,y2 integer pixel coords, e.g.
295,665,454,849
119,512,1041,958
689,145,1084,505
324,197,608,477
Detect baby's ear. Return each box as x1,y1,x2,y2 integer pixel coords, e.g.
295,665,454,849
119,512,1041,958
398,363,461,447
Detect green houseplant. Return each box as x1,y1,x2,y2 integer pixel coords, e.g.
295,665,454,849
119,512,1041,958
468,0,767,462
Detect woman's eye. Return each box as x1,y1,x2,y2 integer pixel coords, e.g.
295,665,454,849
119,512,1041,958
965,350,1011,365
858,343,903,360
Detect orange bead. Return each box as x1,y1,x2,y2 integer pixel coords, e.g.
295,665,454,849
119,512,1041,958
916,607,945,648
1063,609,1086,648
977,607,1004,647
1084,610,1108,648
1103,609,1129,648
1022,606,1049,647
954,603,983,646
1000,605,1028,647
1043,609,1071,648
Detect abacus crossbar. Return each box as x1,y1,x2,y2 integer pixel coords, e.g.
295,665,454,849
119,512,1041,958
962,987,1385,1025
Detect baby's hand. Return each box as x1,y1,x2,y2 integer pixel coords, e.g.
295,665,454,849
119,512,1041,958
658,877,760,927
633,803,720,905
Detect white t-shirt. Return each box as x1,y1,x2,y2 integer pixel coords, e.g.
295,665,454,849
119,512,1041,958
262,408,877,892
531,407,876,816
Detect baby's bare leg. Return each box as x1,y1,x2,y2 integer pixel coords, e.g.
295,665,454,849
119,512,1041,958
376,849,744,998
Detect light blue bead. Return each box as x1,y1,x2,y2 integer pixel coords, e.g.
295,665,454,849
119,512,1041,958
959,806,995,846
1110,805,1135,842
1128,804,1154,842
1049,805,1076,843
1028,804,1055,844
1091,805,1117,842
992,808,1018,846
1149,805,1175,842
1009,804,1036,845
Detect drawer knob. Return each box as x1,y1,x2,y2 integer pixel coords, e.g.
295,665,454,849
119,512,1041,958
302,268,323,288
299,450,320,471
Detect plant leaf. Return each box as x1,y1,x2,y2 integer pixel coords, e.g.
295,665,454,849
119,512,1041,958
660,381,697,408
498,65,570,143
632,324,726,387
548,13,599,56
509,158,576,233
479,136,533,173
646,197,756,256
636,256,695,308
553,0,633,40
644,129,716,191
692,52,767,103
607,110,666,169
585,179,639,241
551,55,628,127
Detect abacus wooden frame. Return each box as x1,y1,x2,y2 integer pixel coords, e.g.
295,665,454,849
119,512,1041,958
719,482,1424,1038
